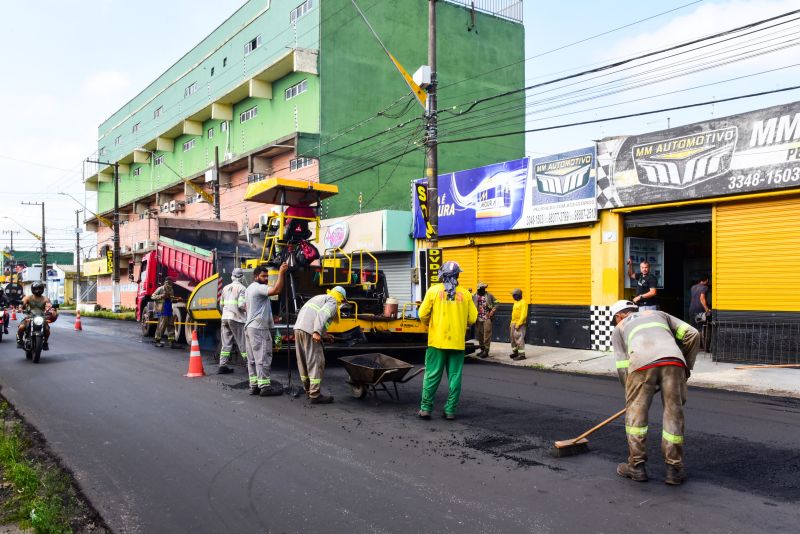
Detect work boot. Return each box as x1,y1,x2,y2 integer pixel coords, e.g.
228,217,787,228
443,412,456,421
249,386,260,396
479,351,489,359
512,354,527,361
616,462,648,482
217,365,233,375
509,352,517,359
310,394,334,404
417,409,431,420
153,340,164,348
259,384,284,397
42,341,49,351
665,465,687,486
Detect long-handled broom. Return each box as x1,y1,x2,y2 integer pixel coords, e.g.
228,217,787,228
550,408,626,458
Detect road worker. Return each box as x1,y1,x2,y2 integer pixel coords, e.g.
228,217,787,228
472,281,497,358
509,288,527,360
610,300,700,485
417,261,478,420
217,268,247,374
244,263,288,396
152,278,181,348
293,285,347,404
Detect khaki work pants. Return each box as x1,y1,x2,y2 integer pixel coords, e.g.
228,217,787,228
510,324,526,354
245,327,273,389
624,365,688,467
155,315,175,342
475,319,493,353
294,330,325,398
220,319,246,366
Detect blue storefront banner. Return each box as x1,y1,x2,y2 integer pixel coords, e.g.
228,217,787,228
413,158,529,238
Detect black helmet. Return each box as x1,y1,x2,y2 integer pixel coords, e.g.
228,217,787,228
31,281,45,296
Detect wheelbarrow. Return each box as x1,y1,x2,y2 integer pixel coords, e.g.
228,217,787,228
338,353,425,403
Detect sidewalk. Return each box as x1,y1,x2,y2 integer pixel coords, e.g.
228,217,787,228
474,342,800,399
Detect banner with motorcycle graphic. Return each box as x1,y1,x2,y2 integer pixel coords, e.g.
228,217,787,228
411,151,599,237
596,101,800,209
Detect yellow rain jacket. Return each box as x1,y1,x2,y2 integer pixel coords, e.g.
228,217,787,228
418,284,478,350
511,298,528,328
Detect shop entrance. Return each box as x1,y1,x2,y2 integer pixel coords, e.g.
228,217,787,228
624,207,712,322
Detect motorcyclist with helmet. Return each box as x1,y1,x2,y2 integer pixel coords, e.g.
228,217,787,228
0,289,9,335
17,281,57,350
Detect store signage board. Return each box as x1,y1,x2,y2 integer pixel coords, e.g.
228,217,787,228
412,153,599,238
597,101,800,209
528,147,597,228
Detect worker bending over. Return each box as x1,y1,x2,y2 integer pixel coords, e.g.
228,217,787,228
610,300,700,485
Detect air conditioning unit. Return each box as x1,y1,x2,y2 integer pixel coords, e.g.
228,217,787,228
259,214,271,227
160,202,170,213
120,246,131,254
169,200,185,213
134,241,145,251
138,213,148,220
223,152,233,161
143,240,155,250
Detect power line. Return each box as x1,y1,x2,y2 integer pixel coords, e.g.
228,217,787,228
438,85,800,145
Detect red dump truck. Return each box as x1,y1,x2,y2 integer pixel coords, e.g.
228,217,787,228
133,218,255,343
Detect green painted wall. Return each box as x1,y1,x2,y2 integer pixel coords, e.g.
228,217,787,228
317,0,525,218
383,210,414,252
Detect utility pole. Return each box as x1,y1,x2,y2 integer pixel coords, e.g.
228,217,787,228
3,230,19,279
425,0,439,247
21,201,46,281
86,158,121,313
213,146,221,220
75,209,82,309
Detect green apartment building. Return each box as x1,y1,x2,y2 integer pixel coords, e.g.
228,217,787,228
84,0,524,308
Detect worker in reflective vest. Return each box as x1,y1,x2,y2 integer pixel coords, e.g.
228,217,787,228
218,268,247,374
152,278,181,348
610,300,700,486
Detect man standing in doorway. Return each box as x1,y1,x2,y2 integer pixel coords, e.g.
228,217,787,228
217,268,247,374
472,281,498,358
610,300,699,485
418,261,478,420
152,278,181,348
245,263,288,397
689,274,712,350
627,259,659,310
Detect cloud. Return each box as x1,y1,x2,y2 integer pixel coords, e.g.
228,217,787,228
82,70,132,98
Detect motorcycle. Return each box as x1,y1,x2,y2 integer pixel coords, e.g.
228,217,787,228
0,308,7,341
20,304,58,364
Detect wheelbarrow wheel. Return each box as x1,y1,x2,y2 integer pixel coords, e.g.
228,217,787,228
349,383,367,399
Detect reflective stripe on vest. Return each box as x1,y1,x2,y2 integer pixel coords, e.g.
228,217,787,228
675,323,690,341
627,322,671,350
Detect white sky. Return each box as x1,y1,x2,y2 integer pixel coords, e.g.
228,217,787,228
0,0,797,253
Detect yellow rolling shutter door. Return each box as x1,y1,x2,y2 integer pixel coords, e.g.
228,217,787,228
478,243,530,299
442,247,478,292
714,195,800,311
530,238,591,305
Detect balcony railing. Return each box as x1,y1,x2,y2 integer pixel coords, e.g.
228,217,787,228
444,0,523,23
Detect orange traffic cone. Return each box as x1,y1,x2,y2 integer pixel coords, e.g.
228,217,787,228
185,330,205,378
74,310,82,331
10,309,16,321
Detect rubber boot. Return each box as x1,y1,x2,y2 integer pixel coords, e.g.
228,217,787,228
616,462,648,482
665,465,687,485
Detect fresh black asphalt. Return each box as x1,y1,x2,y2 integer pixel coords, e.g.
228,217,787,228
0,316,798,533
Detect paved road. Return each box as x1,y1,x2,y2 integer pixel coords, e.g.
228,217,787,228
0,317,798,533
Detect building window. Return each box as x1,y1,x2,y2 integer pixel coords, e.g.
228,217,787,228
115,135,122,146
185,82,198,97
239,106,258,123
220,121,229,132
132,122,140,133
183,139,196,152
248,173,267,184
154,106,163,119
207,127,214,139
133,167,142,176
284,79,308,100
154,155,164,165
290,157,314,171
244,35,262,55
290,0,314,23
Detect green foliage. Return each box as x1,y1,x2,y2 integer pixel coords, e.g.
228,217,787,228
78,310,136,321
